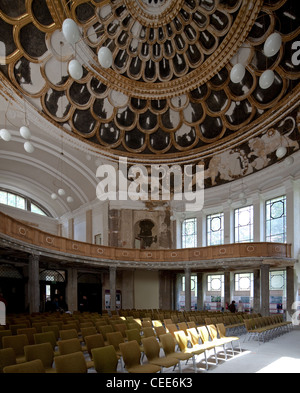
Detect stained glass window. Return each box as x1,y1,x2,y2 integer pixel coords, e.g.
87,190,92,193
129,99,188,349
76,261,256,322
234,205,253,243
182,218,197,248
207,212,224,245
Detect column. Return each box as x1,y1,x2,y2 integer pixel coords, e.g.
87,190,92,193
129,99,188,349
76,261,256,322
260,264,270,316
224,271,231,309
28,254,40,314
253,268,260,314
109,266,117,312
185,268,191,311
68,218,74,240
197,272,203,311
86,209,93,243
286,266,295,320
66,268,77,312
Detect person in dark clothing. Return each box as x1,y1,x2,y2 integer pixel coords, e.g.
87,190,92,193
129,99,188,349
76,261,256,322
58,295,68,312
79,295,88,312
228,300,236,313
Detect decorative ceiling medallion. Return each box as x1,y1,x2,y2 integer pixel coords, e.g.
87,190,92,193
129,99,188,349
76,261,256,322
124,0,184,27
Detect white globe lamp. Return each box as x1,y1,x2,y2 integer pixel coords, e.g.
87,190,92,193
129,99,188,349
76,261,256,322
230,63,246,83
259,69,275,89
67,196,74,203
264,32,282,57
58,188,66,196
62,18,81,44
24,141,34,153
0,128,12,141
276,146,287,159
98,47,113,69
68,59,83,80
51,193,58,200
20,126,31,140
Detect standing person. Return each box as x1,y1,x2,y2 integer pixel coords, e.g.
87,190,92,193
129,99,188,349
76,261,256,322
79,295,88,312
228,300,236,313
238,300,244,312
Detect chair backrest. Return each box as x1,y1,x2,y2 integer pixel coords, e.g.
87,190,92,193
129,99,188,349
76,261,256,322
166,324,178,337
24,342,54,369
34,331,57,349
0,330,12,349
106,331,124,351
177,322,188,333
58,338,82,355
97,325,114,340
32,322,48,333
2,334,29,356
85,334,105,357
155,325,166,338
216,323,227,339
0,348,16,373
119,340,141,369
54,351,87,373
81,326,98,340
125,328,142,344
197,326,210,344
207,324,218,341
159,333,175,356
174,330,188,352
16,327,37,345
42,325,60,340
92,345,119,373
142,327,156,338
59,328,78,340
187,321,197,329
9,324,28,335
187,328,200,346
141,336,160,361
3,359,45,373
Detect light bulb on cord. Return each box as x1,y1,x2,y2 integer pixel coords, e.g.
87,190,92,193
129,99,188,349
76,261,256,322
20,126,31,140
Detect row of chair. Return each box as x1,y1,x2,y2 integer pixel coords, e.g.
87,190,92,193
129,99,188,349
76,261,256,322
244,315,293,344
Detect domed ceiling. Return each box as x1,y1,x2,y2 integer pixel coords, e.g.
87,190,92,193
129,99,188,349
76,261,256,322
0,0,299,189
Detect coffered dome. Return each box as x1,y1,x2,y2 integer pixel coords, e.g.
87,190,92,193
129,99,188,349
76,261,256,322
0,0,299,189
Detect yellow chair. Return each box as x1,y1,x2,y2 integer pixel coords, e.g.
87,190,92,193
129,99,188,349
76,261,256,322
34,331,59,356
42,325,60,341
125,329,144,353
97,325,114,343
24,342,55,373
2,334,28,363
3,359,45,373
85,334,105,358
59,328,79,341
174,330,207,372
92,345,119,373
17,327,37,345
206,324,230,360
0,330,12,349
9,324,28,335
54,351,87,373
57,337,83,355
106,331,125,358
57,338,93,368
216,323,241,354
141,336,180,373
119,341,161,373
81,326,98,342
0,348,16,372
159,333,193,368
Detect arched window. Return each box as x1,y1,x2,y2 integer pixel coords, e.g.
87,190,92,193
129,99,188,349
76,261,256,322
0,189,51,217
